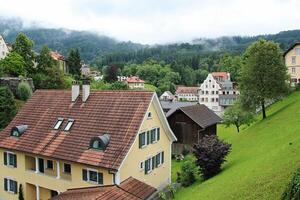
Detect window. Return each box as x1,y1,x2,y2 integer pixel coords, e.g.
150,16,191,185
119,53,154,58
140,161,144,171
82,169,103,184
292,56,296,65
144,151,164,174
292,67,296,74
47,160,53,170
139,132,146,148
11,130,19,137
64,119,74,131
147,112,152,119
216,98,219,102
296,48,300,55
212,91,214,95
144,158,152,174
205,91,208,95
211,98,214,102
216,91,218,94
54,118,64,130
4,152,17,168
4,178,17,194
63,163,71,174
155,151,164,167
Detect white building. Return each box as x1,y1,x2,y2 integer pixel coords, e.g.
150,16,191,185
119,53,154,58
160,91,176,101
118,76,128,82
175,86,199,102
199,72,239,114
0,35,9,60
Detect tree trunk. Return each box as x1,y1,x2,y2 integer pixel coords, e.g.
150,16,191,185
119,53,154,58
261,100,266,119
236,125,240,133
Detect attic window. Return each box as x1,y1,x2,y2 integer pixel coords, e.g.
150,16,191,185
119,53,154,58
64,119,74,131
11,125,28,137
90,134,111,151
54,118,64,130
147,112,152,119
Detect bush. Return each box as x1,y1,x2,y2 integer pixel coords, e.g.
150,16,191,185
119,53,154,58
0,86,17,129
282,168,300,200
177,155,199,187
193,135,231,180
17,82,32,101
108,81,128,90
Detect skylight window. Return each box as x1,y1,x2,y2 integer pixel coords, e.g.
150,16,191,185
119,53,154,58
54,118,64,130
64,119,74,131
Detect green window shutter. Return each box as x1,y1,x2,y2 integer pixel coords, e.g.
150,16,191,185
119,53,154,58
162,151,164,164
139,134,142,148
4,152,7,165
82,169,87,181
4,178,7,191
13,181,17,194
156,154,160,167
157,128,160,141
13,154,17,168
97,173,103,184
147,131,150,145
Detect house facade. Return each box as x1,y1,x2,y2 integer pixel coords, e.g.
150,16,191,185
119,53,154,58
126,76,145,89
0,82,176,200
0,35,9,60
284,43,300,85
50,51,68,74
198,72,239,114
159,91,175,101
175,86,199,102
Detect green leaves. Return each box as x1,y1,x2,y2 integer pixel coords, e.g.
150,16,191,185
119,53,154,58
0,87,16,129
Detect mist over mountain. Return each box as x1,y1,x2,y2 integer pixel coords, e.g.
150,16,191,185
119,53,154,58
1,17,300,64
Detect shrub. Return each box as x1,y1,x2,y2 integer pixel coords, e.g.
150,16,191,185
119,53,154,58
193,135,231,180
108,81,128,90
17,82,32,101
177,155,199,187
281,168,300,200
0,86,16,129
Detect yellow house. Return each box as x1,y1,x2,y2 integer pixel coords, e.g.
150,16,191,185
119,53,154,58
284,42,300,84
126,76,145,89
0,81,176,200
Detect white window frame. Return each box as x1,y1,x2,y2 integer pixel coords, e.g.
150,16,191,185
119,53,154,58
140,161,144,171
292,56,296,65
295,48,300,55
5,151,16,168
54,118,64,130
156,151,163,167
139,130,147,148
4,177,17,194
145,156,153,174
292,67,296,74
86,168,101,184
64,119,74,131
147,111,152,119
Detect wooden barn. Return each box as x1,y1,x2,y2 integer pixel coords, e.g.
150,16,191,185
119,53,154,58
166,104,222,154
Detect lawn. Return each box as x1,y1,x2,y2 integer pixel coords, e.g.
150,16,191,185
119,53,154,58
173,91,300,200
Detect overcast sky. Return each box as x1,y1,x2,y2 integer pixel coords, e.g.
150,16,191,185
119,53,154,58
0,0,299,44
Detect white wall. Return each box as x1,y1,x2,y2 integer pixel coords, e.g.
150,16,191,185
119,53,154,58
0,36,9,60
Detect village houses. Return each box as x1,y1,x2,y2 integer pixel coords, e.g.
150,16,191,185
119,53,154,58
126,76,145,89
198,72,239,115
0,35,9,60
175,86,199,102
284,42,300,85
0,80,176,199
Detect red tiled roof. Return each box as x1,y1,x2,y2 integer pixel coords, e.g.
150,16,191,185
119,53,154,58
51,177,156,200
211,72,229,80
126,76,145,83
50,51,66,61
176,86,198,94
0,90,153,170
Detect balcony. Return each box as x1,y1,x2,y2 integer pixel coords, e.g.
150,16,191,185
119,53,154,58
219,94,238,106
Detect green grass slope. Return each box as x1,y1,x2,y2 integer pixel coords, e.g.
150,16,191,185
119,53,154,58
174,92,300,200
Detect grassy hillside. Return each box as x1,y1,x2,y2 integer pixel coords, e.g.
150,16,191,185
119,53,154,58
174,91,300,200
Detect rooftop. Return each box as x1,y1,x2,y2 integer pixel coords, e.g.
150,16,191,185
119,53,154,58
126,76,145,83
175,86,199,94
50,51,66,61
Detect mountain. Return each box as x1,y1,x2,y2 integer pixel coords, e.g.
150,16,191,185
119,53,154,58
0,17,144,63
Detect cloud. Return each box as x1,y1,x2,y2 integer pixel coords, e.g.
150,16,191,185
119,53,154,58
0,0,299,44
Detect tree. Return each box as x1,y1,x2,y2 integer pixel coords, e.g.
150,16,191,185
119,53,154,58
108,81,128,90
0,86,17,130
102,65,120,83
18,184,24,200
195,69,209,84
240,39,289,119
12,33,35,75
36,45,56,73
68,48,81,78
0,52,26,77
223,101,254,133
17,82,33,101
177,155,200,187
218,53,242,81
32,66,66,89
193,135,231,179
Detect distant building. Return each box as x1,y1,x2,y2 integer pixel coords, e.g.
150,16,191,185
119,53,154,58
81,64,90,76
198,72,239,114
175,86,199,102
159,91,175,101
0,35,9,59
50,51,68,74
284,43,300,85
126,76,145,89
118,76,128,82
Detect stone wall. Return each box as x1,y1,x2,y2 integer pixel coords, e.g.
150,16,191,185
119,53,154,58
0,77,35,95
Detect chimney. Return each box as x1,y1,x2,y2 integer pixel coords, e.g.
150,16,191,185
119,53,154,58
72,80,80,102
82,79,90,102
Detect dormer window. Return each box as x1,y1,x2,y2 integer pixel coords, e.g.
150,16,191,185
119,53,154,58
64,119,74,131
54,118,64,130
10,125,28,137
90,134,111,151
